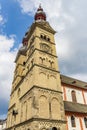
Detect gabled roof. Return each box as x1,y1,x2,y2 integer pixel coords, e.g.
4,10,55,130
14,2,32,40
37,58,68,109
61,74,87,90
0,119,7,125
25,21,56,40
35,21,56,34
15,46,27,63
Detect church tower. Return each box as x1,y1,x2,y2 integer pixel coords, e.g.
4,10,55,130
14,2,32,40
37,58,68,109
6,5,66,130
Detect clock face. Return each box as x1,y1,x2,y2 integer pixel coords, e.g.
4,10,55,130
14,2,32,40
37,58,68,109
41,43,51,53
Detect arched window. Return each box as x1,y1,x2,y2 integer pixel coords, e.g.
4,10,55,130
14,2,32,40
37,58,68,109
44,35,46,40
40,34,44,39
71,90,77,102
71,116,76,127
47,37,50,41
84,117,87,128
52,127,58,130
23,61,26,66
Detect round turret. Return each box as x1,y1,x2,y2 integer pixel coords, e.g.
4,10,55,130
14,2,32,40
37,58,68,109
34,5,46,22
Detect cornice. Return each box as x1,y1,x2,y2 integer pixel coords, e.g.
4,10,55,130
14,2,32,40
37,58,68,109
26,48,57,64
20,85,62,100
6,117,66,130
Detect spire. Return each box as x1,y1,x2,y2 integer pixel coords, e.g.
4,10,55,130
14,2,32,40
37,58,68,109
34,5,46,22
38,4,42,11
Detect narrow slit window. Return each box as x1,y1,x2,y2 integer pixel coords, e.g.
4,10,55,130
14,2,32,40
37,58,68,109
84,117,87,128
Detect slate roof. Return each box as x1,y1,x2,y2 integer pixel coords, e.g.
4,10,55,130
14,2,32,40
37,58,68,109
64,101,87,114
61,74,87,89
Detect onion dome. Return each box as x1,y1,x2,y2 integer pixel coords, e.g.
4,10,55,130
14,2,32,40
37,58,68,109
34,5,46,22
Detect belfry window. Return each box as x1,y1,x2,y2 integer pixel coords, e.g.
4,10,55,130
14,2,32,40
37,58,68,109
23,61,26,66
40,34,50,42
47,37,50,41
71,116,76,127
40,34,43,39
71,90,77,102
44,35,46,40
84,117,87,128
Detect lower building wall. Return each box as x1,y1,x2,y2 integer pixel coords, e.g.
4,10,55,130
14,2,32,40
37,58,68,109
81,117,87,130
66,115,87,130
0,125,2,130
6,119,66,130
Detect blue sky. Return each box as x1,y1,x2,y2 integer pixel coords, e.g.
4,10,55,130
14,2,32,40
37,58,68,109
0,0,33,48
0,0,87,119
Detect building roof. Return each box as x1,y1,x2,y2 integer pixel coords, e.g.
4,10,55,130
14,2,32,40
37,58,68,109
35,21,56,34
61,74,87,90
24,21,56,41
15,46,27,62
64,101,87,114
0,119,6,125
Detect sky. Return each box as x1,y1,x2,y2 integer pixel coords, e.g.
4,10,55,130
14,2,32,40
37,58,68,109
0,0,87,119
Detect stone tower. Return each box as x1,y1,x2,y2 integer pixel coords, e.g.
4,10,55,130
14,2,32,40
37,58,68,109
6,5,66,130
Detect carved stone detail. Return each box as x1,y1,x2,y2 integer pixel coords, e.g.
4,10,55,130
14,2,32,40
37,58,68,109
32,96,39,111
28,45,34,56
39,51,55,59
39,68,57,79
39,55,55,69
40,43,51,53
39,121,62,129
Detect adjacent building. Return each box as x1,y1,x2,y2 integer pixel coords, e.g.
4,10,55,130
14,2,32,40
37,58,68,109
0,119,7,130
61,75,87,130
6,5,87,130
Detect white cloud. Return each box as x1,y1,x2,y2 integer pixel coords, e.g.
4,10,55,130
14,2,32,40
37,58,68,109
0,35,14,52
69,73,87,82
17,0,36,15
0,35,17,101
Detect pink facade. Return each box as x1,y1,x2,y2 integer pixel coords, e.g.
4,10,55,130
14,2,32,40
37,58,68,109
61,75,87,130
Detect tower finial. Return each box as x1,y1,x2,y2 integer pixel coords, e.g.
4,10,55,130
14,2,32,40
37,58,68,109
39,3,41,8
34,5,46,22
